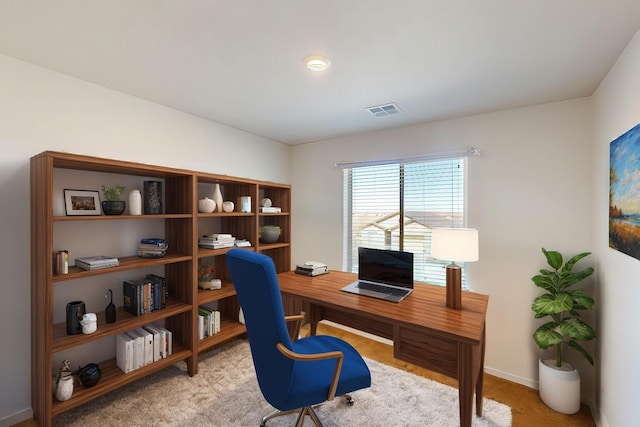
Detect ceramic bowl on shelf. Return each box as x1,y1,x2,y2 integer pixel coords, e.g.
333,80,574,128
259,225,281,243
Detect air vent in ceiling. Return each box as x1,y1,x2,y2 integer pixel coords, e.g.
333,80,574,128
366,102,402,117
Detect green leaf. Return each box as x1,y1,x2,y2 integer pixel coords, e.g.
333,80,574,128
567,340,594,365
559,318,596,341
566,290,595,310
531,275,557,293
533,322,562,349
542,248,563,270
532,293,573,316
562,252,591,272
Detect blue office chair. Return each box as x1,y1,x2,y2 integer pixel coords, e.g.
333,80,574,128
226,249,371,427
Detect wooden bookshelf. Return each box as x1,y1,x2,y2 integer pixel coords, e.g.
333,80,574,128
30,151,290,425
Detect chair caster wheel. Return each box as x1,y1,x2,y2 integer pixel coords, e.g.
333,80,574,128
345,395,355,406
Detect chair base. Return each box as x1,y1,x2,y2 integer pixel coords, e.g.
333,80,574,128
261,395,354,427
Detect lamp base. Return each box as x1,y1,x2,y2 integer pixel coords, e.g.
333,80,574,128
445,264,462,309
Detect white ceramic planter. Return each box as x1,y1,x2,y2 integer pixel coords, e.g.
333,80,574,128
538,359,580,414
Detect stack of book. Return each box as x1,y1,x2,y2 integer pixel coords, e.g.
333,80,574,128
199,233,236,249
75,255,119,271
116,325,173,374
122,274,167,316
198,304,221,339
138,238,168,258
234,239,251,247
295,261,329,277
259,206,282,213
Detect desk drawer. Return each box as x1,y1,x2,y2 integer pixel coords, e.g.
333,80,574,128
395,326,457,378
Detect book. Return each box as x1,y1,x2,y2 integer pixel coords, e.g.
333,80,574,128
259,207,281,213
138,239,168,258
116,333,134,373
199,234,236,249
135,327,154,366
125,331,144,370
143,324,162,362
75,255,119,270
145,274,167,309
159,327,173,357
295,261,329,276
75,255,119,266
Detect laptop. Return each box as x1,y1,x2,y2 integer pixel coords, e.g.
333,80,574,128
340,247,414,302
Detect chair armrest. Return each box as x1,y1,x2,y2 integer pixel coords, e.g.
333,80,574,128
276,342,344,401
284,314,304,342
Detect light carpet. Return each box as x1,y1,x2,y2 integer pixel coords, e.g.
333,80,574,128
54,340,511,426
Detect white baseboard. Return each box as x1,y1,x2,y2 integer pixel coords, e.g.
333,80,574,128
483,366,538,389
0,407,32,427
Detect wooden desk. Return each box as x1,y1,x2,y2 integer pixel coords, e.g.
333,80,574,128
277,270,489,427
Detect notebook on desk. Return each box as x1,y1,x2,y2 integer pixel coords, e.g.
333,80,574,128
340,247,414,302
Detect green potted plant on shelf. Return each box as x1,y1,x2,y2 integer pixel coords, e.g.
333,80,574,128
531,248,595,414
100,184,126,215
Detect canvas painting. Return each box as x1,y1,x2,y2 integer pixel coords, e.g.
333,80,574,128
609,123,640,260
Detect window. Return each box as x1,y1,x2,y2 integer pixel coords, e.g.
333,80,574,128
342,156,467,287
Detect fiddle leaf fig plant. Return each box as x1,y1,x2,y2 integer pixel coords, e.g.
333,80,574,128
531,248,595,368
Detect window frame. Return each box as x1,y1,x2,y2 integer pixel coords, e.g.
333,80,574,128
342,155,469,288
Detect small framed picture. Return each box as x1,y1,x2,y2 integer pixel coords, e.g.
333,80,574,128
64,189,101,216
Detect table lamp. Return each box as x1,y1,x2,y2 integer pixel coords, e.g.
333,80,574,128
431,228,479,309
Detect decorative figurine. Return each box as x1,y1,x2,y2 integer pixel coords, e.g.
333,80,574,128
54,360,73,401
105,289,116,323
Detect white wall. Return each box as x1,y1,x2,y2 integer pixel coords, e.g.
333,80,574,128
291,98,596,399
0,54,290,425
592,29,640,427
4,27,640,424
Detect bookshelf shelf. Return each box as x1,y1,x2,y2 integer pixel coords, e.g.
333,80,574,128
31,151,291,425
51,344,190,417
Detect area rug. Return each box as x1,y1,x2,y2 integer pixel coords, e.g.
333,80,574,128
54,340,511,426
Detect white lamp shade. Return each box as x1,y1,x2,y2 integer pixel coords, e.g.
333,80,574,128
431,228,479,262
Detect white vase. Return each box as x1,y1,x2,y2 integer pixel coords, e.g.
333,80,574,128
222,201,234,212
198,197,216,213
538,359,580,414
55,375,74,402
212,184,223,213
129,190,142,215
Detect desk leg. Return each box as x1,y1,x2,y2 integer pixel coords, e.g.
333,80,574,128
475,325,486,417
458,342,475,427
307,304,322,336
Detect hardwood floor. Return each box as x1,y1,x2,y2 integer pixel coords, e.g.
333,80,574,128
312,322,596,427
15,322,596,426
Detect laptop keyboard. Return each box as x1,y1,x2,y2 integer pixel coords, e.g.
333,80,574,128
357,281,409,297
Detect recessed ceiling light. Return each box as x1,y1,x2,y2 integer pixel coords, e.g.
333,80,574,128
304,54,331,71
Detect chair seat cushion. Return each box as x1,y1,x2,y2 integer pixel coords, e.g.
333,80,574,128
278,335,371,410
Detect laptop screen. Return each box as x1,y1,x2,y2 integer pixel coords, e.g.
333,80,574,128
358,247,414,289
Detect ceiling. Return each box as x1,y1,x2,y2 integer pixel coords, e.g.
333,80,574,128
1,1,640,145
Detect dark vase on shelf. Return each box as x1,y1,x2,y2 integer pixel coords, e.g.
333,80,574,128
101,201,125,215
105,289,116,324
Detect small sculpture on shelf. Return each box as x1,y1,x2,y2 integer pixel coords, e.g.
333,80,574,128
198,262,221,290
54,360,73,402
105,289,116,323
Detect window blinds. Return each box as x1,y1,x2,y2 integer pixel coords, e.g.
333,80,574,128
343,157,466,287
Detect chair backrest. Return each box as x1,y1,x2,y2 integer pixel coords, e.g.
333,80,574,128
225,249,296,407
